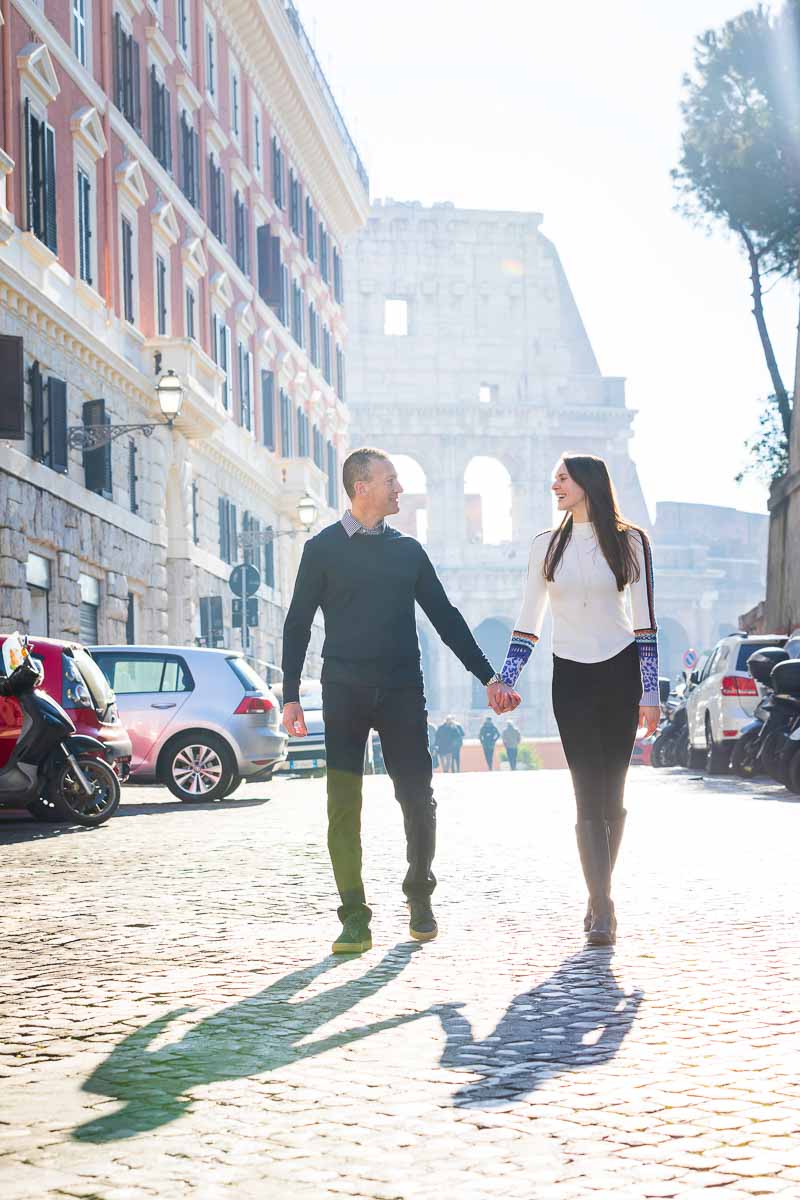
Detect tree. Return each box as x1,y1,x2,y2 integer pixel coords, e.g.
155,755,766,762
672,1,800,446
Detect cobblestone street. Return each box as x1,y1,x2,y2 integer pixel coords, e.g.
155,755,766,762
1,766,798,1199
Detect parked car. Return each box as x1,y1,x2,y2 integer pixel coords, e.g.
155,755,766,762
91,645,287,801
686,633,788,774
0,634,132,778
272,679,375,778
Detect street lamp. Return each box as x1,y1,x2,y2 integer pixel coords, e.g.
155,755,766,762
237,493,320,552
68,370,184,451
297,492,318,530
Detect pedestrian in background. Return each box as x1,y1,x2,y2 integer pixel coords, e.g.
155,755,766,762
492,452,660,947
427,720,439,770
451,717,464,772
281,447,513,955
435,718,458,773
479,715,500,770
502,720,522,770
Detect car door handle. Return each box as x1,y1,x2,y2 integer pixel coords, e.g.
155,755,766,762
151,702,177,709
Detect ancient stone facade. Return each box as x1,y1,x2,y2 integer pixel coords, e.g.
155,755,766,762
344,200,651,733
0,0,368,668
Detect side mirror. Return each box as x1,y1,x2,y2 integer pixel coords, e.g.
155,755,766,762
689,670,699,686
658,678,671,705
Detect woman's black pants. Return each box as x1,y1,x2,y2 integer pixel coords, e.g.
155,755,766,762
552,642,642,820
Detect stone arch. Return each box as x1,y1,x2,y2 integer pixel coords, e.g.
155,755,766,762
391,453,428,542
463,456,513,545
471,617,511,708
657,616,692,682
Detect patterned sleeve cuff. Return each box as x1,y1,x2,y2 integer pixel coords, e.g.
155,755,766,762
635,630,659,706
500,631,538,688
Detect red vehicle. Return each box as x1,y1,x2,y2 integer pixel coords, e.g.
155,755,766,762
0,635,132,778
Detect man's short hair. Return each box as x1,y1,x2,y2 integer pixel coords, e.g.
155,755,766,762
342,447,390,500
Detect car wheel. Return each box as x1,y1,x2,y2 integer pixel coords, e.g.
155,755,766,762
786,749,800,795
45,756,121,826
705,716,730,776
222,774,244,798
161,733,235,803
676,733,691,769
688,746,706,770
731,729,759,778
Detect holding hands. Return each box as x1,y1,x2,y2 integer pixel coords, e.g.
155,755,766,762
487,680,521,715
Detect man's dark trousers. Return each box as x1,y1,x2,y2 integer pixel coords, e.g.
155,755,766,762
322,681,436,921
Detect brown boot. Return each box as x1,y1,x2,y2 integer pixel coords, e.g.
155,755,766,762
576,818,616,946
583,810,626,932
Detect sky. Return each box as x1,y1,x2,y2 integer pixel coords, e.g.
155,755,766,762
296,0,797,523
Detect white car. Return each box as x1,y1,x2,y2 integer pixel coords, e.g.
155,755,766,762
272,679,326,777
686,633,787,773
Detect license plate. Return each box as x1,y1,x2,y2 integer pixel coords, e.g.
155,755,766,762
290,759,318,770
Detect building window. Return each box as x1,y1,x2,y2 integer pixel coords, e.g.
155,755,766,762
113,13,141,131
313,426,324,470
261,370,275,450
327,441,337,510
206,20,216,99
208,154,226,242
384,298,408,336
212,314,231,409
121,216,135,323
24,100,57,254
263,533,275,589
155,253,168,335
291,280,304,347
257,224,284,319
179,111,200,208
150,66,173,172
479,383,495,404
177,0,190,57
305,197,315,260
271,136,284,208
192,479,200,543
296,407,309,458
319,222,329,283
237,342,252,431
308,303,318,367
126,594,136,644
79,573,100,644
128,438,138,513
186,284,196,339
72,0,88,67
253,109,262,176
279,388,291,457
82,398,112,498
234,190,249,274
289,169,303,237
322,324,332,384
333,247,343,304
26,553,51,636
231,63,241,139
218,496,237,563
77,167,92,285
335,345,345,400
30,364,68,474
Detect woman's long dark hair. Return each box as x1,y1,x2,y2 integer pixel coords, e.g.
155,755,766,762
543,453,641,592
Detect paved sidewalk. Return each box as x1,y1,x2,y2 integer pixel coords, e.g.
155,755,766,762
1,767,798,1199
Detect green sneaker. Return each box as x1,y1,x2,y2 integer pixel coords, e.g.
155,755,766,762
332,915,372,954
408,899,438,943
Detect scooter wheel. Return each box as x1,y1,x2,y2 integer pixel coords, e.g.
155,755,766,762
785,749,800,795
46,756,121,826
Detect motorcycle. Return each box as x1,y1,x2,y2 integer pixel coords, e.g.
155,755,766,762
731,645,792,781
0,633,121,826
651,677,690,769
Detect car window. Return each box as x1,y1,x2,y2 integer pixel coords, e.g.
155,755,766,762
69,648,114,711
226,656,270,692
736,640,786,671
94,654,193,694
701,649,719,680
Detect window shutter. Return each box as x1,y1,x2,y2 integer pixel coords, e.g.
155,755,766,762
257,225,269,301
30,362,44,462
192,129,201,208
219,174,226,243
47,377,68,474
261,369,274,450
150,65,159,156
164,87,172,173
44,125,57,253
267,233,282,311
132,39,141,132
113,13,123,108
263,532,275,588
229,503,238,562
218,496,228,560
0,335,24,439
24,99,34,233
82,398,112,497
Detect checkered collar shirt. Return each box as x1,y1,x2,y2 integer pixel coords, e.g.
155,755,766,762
341,510,386,538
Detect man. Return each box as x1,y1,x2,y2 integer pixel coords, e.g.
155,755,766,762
281,448,514,954
479,715,500,771
435,718,458,773
450,717,465,772
502,719,522,771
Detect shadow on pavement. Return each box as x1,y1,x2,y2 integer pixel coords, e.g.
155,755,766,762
0,797,270,841
439,948,643,1107
73,941,433,1143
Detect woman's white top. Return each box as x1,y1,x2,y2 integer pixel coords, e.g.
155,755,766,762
501,522,660,705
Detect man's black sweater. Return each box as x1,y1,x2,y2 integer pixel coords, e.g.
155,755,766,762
281,522,494,703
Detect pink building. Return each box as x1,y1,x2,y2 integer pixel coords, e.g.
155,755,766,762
0,0,369,664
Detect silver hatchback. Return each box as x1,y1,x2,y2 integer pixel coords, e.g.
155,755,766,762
91,645,287,801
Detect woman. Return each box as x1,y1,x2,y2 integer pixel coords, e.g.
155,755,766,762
496,453,660,946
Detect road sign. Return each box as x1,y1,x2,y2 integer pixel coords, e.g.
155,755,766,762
682,648,699,671
229,562,261,598
232,597,259,628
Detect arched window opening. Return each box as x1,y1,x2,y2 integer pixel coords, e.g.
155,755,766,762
464,456,512,545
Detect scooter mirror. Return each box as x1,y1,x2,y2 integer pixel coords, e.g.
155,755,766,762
1,631,28,677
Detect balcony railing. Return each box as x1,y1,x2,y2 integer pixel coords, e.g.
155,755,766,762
284,2,370,194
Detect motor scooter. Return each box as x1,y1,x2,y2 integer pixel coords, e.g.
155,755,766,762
732,645,791,780
0,633,120,825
